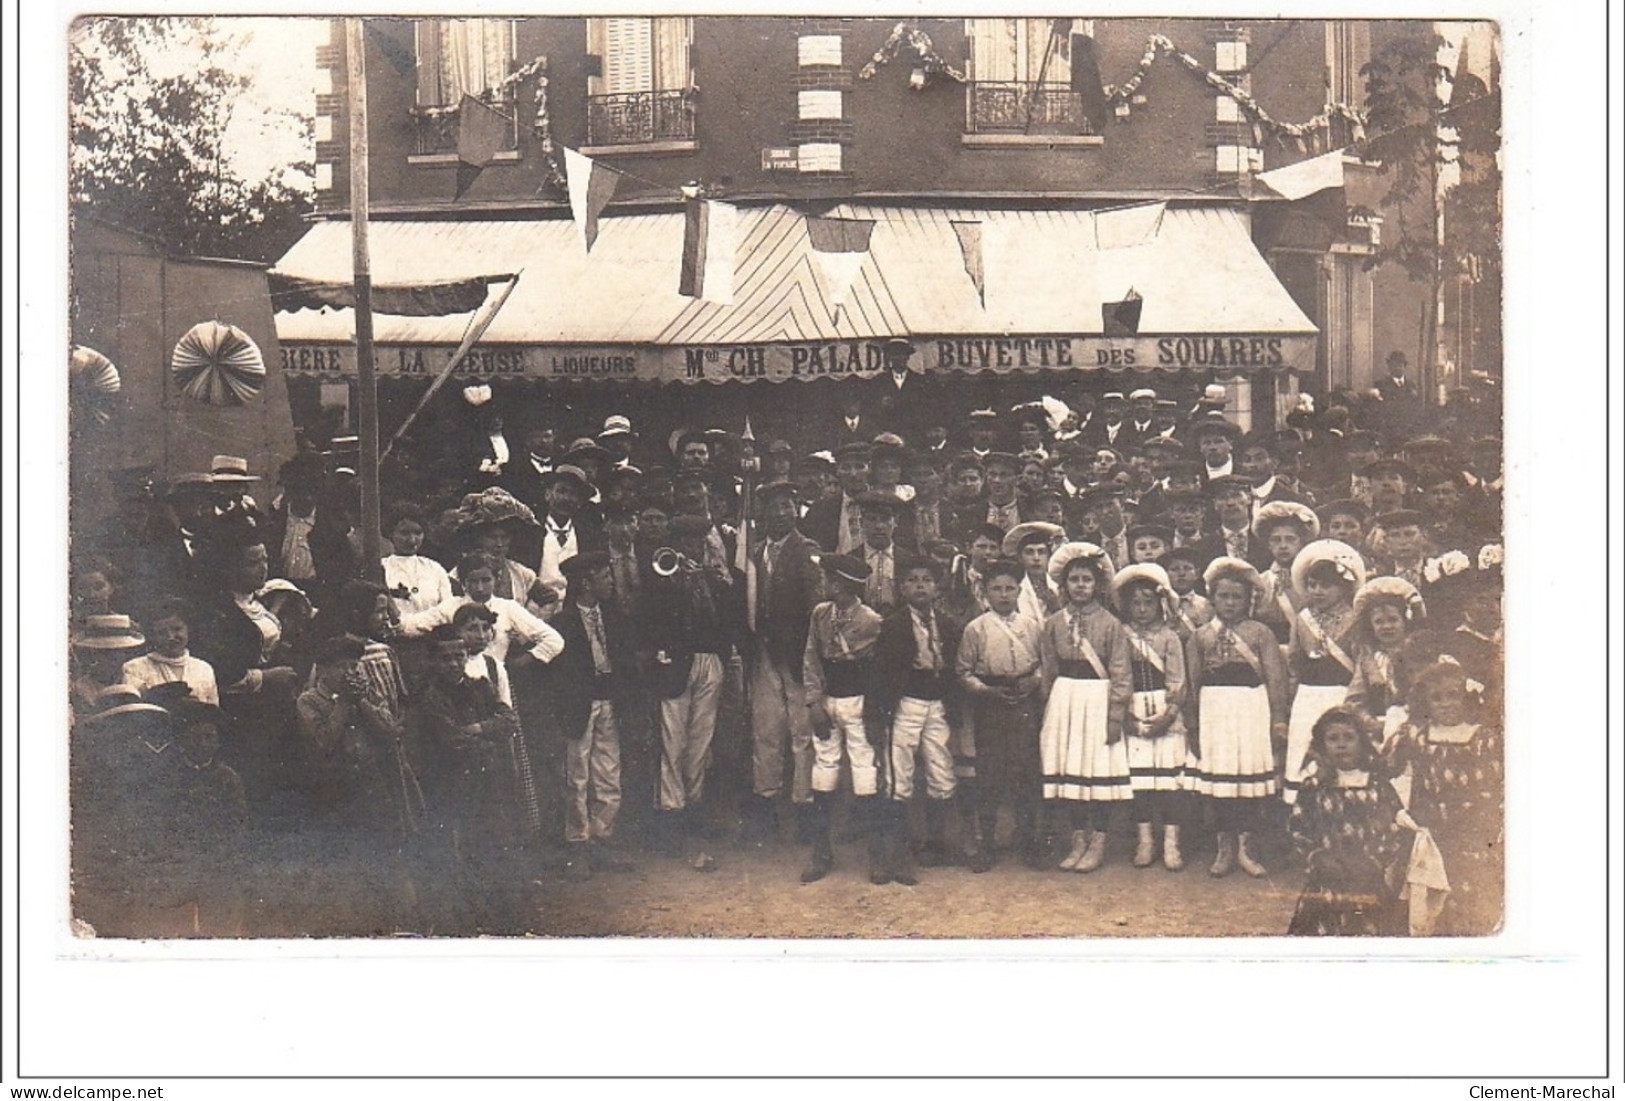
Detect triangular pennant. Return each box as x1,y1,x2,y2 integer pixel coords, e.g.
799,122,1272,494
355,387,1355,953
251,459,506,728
806,216,875,316
1093,201,1166,248
564,147,621,253
1102,289,1143,336
457,94,513,169
678,198,738,305
950,220,984,306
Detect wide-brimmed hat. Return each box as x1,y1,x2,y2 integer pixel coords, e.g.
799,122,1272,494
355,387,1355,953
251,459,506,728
1111,561,1176,614
455,486,540,531
542,464,596,498
208,455,260,483
73,614,146,650
1202,555,1264,594
1252,500,1321,540
80,684,169,724
1002,521,1065,558
1290,538,1368,596
814,553,871,586
1048,541,1116,586
563,437,612,465
881,337,916,360
869,433,909,462
1199,383,1229,405
1352,576,1426,625
1075,484,1124,513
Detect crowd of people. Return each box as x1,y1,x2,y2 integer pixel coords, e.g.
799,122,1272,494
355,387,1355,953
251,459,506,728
70,349,1505,938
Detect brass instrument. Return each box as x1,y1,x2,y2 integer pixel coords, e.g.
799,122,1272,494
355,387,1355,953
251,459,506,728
651,547,701,577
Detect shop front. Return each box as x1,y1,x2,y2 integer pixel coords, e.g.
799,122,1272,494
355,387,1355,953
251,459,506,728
272,201,1316,459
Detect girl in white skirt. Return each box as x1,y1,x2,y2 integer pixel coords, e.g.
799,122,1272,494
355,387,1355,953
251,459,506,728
1281,540,1366,806
1185,557,1290,877
1039,542,1132,873
1111,563,1191,871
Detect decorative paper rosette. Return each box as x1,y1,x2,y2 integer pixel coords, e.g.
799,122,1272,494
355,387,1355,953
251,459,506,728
69,345,122,426
170,320,266,405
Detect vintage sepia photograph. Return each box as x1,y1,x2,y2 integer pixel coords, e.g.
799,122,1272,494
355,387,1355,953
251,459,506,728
65,13,1507,942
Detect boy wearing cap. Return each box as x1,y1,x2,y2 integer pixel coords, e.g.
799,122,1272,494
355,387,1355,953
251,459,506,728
801,554,885,883
537,465,605,606
744,481,824,843
869,557,963,884
854,491,905,614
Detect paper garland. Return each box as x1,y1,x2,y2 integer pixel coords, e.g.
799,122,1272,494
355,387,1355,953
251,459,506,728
858,20,967,86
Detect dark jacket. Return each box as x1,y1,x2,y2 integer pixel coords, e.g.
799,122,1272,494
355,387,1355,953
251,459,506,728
546,599,641,739
802,494,855,554
642,564,746,698
868,603,963,730
751,527,823,679
1185,530,1274,573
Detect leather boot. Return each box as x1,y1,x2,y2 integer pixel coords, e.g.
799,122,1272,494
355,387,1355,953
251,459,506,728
863,799,891,885
651,810,682,858
1076,829,1108,873
794,800,817,845
1210,831,1236,878
740,795,776,845
1235,831,1267,878
969,808,997,873
1133,822,1156,868
918,798,953,867
800,796,834,884
1058,829,1091,871
888,803,918,886
1162,824,1184,872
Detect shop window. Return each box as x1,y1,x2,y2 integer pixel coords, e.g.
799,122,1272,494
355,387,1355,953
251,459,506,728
964,18,1100,141
412,20,519,159
585,17,696,151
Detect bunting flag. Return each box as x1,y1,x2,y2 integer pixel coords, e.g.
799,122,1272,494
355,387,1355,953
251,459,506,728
1102,289,1143,337
806,216,875,317
564,147,622,252
679,198,739,305
1093,201,1166,249
457,95,513,168
1253,149,1346,201
950,220,985,306
1070,27,1112,132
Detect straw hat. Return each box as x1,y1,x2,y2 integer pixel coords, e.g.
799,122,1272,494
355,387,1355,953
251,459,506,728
1048,541,1115,587
1351,576,1426,625
1290,539,1368,597
72,614,146,650
1202,555,1263,594
1111,561,1175,614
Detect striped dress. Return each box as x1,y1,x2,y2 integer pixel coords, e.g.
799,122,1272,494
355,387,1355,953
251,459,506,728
1037,603,1132,802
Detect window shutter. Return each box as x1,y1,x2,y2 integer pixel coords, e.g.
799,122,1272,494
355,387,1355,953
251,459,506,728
652,17,691,91
605,17,654,94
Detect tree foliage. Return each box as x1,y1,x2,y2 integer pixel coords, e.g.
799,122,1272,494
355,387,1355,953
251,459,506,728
1353,25,1502,285
70,16,314,263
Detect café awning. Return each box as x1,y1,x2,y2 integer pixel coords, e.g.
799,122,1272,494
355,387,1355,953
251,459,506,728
272,203,1316,383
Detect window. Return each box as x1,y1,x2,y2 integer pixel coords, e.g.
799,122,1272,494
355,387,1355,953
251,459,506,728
412,20,518,158
1324,21,1370,146
585,17,696,150
965,18,1097,138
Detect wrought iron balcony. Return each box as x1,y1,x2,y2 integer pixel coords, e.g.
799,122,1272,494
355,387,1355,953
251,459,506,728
586,88,697,147
410,99,519,158
967,81,1095,135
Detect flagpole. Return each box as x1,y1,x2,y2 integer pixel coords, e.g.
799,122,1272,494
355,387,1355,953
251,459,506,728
347,17,382,576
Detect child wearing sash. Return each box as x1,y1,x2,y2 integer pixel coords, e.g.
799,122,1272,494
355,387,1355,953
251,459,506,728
1186,557,1290,878
1252,502,1320,649
1345,578,1427,748
956,559,1046,872
801,554,884,884
1111,563,1191,871
1281,540,1366,805
1038,543,1133,873
1161,546,1214,645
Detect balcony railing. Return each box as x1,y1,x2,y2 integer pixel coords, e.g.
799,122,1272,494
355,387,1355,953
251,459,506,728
967,81,1095,135
586,88,697,147
410,99,519,158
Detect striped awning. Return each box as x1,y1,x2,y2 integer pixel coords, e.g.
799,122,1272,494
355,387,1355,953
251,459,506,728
272,203,1316,383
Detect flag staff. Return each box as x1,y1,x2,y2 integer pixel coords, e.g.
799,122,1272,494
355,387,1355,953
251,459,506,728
347,17,383,575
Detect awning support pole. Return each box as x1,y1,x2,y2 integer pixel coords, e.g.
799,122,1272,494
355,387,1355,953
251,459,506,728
347,18,382,576
380,272,522,463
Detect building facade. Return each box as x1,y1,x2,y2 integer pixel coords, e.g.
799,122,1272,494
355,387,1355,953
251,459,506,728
279,16,1475,450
